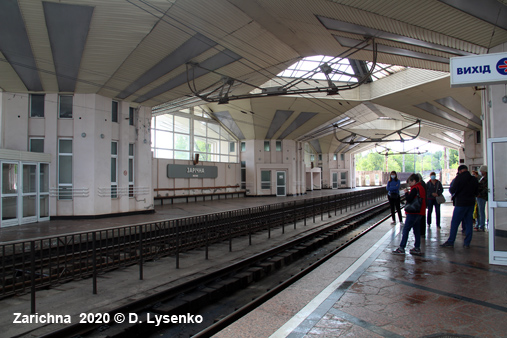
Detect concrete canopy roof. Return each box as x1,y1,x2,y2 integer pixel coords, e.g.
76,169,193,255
1,0,506,152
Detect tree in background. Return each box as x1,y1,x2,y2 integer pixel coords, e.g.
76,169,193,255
355,148,459,172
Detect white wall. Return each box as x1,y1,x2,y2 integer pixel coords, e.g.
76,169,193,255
0,92,153,218
152,158,241,199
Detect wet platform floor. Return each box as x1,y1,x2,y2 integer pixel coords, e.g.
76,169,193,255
215,195,507,338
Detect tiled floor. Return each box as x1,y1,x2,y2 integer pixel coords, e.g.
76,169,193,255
216,198,507,338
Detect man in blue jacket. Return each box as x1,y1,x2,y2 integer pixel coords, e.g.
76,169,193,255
441,165,479,248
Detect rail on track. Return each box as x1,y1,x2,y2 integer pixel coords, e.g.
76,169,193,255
0,187,394,312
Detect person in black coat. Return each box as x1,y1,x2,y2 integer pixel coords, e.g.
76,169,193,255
441,165,479,248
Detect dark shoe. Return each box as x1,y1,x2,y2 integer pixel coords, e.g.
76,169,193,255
463,245,470,249
481,228,485,232
436,225,441,228
441,242,454,247
410,248,422,255
392,248,405,254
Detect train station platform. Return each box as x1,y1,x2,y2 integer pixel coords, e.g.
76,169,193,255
0,187,372,243
215,192,507,338
2,187,505,338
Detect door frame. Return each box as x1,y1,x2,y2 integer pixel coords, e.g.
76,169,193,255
276,171,286,197
487,137,507,265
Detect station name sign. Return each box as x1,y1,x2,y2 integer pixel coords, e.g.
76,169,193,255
167,164,218,178
450,52,507,88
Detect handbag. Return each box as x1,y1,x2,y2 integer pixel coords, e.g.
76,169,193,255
436,195,446,204
405,188,423,213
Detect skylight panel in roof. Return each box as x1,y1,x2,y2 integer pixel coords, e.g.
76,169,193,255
277,55,357,83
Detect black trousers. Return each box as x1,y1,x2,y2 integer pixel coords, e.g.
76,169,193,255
388,195,403,222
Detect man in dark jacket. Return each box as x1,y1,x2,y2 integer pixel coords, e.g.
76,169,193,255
441,165,479,248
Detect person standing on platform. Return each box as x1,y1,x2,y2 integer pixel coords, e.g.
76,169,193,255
392,173,426,255
417,173,427,238
386,171,403,225
475,165,488,232
426,172,444,229
441,165,478,248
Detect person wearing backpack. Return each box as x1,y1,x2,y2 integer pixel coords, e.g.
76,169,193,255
392,173,426,255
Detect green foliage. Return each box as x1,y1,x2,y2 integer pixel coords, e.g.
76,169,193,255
355,149,458,172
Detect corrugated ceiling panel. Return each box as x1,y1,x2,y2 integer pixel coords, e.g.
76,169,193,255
221,21,299,67
328,0,507,48
99,19,198,99
77,0,174,93
18,0,59,92
169,0,251,41
0,51,28,92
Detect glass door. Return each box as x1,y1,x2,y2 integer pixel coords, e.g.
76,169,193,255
487,138,507,265
340,172,347,187
332,173,338,189
21,163,37,224
39,163,50,221
1,162,19,227
276,171,286,196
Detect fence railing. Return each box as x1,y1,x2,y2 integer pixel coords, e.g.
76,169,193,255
0,187,392,312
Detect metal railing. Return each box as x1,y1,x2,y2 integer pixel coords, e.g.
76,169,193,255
0,187,390,312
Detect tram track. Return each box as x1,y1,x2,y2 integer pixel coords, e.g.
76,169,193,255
1,190,383,299
34,198,398,338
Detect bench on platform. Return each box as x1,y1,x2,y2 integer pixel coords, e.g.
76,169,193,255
154,186,246,205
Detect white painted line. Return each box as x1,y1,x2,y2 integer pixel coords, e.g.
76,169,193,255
269,225,398,338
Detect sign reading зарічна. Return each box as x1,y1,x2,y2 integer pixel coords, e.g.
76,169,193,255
167,164,218,178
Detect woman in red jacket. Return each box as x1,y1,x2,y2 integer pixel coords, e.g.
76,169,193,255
393,173,426,255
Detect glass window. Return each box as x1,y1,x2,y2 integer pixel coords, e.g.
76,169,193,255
40,163,49,193
151,112,238,163
340,153,345,161
23,165,37,194
241,161,246,189
59,95,73,118
128,144,134,198
261,170,271,189
174,151,190,160
207,124,220,139
129,107,135,126
194,120,207,137
111,141,118,155
2,163,18,194
241,142,246,152
157,114,173,132
276,141,282,151
333,154,337,161
112,101,118,123
318,154,322,161
111,141,118,198
264,141,270,151
58,139,72,199
30,94,45,117
311,154,315,161
174,115,190,134
30,138,44,153
174,134,189,151
155,130,173,150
